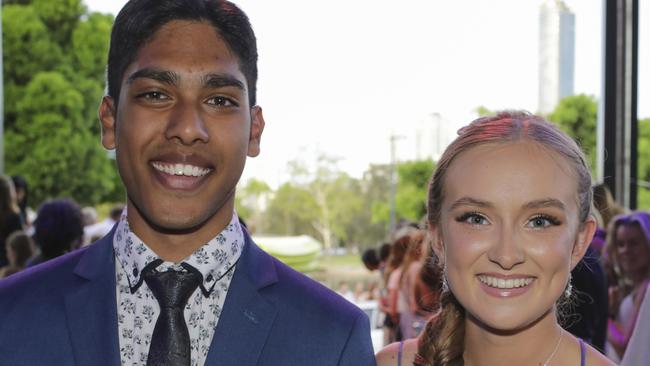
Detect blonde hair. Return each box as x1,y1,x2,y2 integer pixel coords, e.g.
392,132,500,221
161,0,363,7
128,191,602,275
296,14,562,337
416,111,593,365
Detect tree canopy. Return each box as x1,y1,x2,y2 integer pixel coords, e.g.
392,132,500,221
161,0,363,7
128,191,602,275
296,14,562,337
2,0,120,206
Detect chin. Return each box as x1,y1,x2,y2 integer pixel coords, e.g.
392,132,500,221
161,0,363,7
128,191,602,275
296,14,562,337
468,307,552,334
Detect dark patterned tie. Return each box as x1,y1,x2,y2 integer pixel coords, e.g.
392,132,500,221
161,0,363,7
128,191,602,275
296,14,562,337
143,269,201,366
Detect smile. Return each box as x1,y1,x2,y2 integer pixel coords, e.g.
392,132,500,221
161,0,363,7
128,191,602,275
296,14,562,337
152,162,211,177
478,275,534,289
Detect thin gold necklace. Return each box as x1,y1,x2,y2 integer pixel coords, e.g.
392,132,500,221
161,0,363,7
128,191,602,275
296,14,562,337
542,329,564,366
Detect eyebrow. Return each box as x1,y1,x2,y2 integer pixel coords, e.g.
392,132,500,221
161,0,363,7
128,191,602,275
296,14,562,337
522,198,566,211
126,68,179,86
201,73,245,91
448,197,493,212
126,69,245,91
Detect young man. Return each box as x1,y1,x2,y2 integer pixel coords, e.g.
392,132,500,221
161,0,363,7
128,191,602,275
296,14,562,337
0,1,375,365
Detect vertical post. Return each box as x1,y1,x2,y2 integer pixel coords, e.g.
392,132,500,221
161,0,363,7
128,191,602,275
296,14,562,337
601,0,638,209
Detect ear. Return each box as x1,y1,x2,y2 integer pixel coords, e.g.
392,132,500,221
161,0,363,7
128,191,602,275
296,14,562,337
570,215,598,270
429,225,445,264
247,106,265,157
99,96,117,150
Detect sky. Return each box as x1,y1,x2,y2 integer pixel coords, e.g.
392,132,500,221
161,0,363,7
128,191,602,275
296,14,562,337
85,0,649,188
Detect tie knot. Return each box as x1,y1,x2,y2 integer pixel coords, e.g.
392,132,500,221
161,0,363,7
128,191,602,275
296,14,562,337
143,269,201,310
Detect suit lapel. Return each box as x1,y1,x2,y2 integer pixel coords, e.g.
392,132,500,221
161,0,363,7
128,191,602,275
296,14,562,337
64,233,121,366
205,232,278,366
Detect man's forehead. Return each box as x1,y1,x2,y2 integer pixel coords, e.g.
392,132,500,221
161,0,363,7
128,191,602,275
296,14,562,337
122,21,246,86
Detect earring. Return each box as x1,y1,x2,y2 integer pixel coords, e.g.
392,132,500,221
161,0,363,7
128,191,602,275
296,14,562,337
564,274,573,298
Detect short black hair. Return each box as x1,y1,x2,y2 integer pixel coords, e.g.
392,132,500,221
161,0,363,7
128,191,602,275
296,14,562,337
107,0,258,106
361,248,380,271
379,242,391,262
33,199,84,258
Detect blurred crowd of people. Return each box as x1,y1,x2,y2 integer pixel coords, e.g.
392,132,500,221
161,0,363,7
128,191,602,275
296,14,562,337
0,174,123,279
360,183,650,364
362,221,443,345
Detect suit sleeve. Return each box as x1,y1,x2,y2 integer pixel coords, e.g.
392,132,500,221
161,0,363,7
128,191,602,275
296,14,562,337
337,311,377,366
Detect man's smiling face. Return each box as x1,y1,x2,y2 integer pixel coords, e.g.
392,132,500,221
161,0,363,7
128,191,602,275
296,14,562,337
99,20,264,257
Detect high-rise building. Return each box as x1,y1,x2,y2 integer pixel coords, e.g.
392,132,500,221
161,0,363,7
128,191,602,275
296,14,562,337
538,0,575,114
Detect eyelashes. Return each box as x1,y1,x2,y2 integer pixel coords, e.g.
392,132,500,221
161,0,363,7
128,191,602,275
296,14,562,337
454,212,562,228
455,212,488,225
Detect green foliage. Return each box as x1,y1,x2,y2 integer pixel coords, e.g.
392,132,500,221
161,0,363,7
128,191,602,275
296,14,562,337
3,2,119,207
371,159,435,224
2,5,63,86
6,73,118,205
264,182,319,237
32,0,86,47
637,118,650,209
475,105,494,117
548,94,598,172
71,12,112,81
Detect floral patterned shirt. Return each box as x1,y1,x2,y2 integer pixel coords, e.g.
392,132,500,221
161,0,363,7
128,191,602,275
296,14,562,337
113,210,244,366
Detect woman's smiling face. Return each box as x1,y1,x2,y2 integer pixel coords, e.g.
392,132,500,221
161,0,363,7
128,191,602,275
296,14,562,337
434,141,596,332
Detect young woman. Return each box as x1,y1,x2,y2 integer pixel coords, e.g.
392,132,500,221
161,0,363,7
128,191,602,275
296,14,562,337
606,211,650,361
376,111,614,365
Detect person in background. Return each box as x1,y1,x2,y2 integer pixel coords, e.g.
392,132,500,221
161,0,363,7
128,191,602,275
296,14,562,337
397,229,426,340
11,176,30,227
564,238,608,352
0,176,24,268
83,203,124,245
620,279,650,365
605,211,650,362
593,183,626,229
80,206,98,247
362,247,381,271
384,234,411,343
379,242,391,275
0,231,36,278
377,111,613,366
26,198,84,267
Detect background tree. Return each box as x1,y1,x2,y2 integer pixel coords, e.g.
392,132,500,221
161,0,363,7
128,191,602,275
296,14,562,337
637,118,650,208
371,159,435,225
235,178,272,233
548,94,598,172
2,0,120,206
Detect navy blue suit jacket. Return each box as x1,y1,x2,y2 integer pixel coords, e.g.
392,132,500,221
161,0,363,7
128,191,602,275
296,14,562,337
0,228,375,366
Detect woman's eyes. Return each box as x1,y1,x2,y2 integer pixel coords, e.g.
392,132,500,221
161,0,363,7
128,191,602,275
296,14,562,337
455,213,561,229
456,213,489,226
525,215,561,229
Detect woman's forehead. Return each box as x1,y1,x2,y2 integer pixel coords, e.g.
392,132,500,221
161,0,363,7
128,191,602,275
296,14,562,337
442,141,579,210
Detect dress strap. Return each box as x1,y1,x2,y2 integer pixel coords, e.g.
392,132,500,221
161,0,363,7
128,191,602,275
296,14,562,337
578,338,586,366
398,340,405,366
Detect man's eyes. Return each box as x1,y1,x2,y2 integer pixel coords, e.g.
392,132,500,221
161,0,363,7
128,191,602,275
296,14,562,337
206,96,238,107
136,91,170,101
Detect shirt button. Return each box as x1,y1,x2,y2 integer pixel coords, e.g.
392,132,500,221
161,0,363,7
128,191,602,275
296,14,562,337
133,268,139,277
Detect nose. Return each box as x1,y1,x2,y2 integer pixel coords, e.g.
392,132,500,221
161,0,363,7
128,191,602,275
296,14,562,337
165,101,209,145
487,227,525,270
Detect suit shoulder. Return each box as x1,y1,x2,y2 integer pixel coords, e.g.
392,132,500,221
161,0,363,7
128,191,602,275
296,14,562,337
0,247,89,303
268,254,365,319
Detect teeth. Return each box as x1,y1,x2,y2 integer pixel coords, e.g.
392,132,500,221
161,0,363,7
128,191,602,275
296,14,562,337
479,275,533,289
152,162,210,177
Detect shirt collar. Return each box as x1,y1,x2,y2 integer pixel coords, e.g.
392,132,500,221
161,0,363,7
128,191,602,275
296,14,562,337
113,208,245,297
